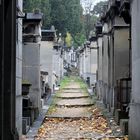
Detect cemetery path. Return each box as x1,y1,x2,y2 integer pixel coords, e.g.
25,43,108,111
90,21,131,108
34,77,127,140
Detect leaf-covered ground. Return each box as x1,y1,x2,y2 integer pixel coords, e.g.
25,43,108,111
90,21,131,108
35,107,128,139
34,77,128,140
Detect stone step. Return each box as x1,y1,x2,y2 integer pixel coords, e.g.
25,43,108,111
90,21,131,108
56,103,94,108
55,98,94,107
64,85,81,89
45,116,90,119
62,91,82,94
62,88,82,90
62,90,81,92
55,96,90,99
55,92,90,99
46,107,92,118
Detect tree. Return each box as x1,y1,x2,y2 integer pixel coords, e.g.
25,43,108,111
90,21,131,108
49,0,67,36
82,1,108,39
82,0,97,39
23,0,85,47
73,33,86,48
49,0,85,47
23,0,51,28
40,0,51,28
65,32,72,47
92,1,108,16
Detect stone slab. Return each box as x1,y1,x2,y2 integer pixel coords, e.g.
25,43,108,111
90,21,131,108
55,98,94,107
47,107,92,118
56,92,89,99
62,89,82,93
62,88,81,90
64,84,80,89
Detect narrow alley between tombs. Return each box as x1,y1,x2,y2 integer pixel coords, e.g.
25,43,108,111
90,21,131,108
33,77,127,140
2,0,140,140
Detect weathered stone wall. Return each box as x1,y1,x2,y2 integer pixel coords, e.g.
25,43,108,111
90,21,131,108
16,0,23,135
60,56,64,79
96,37,103,100
23,43,41,113
90,42,97,86
129,0,140,139
53,51,60,83
107,27,129,112
84,47,91,81
52,49,64,86
102,35,109,86
114,28,129,83
90,49,97,83
79,53,83,77
40,41,54,91
112,27,129,112
102,32,109,106
82,49,86,79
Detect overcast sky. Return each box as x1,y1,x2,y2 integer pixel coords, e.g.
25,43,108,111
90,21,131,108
81,0,106,5
81,0,107,9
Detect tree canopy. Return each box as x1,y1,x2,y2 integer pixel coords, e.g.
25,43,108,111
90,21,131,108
23,0,85,47
23,0,51,28
92,1,108,16
23,0,106,47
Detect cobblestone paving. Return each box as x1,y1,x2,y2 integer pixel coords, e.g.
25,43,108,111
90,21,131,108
34,77,125,140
